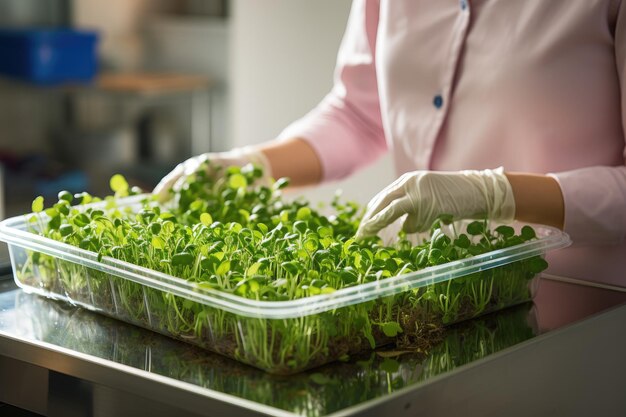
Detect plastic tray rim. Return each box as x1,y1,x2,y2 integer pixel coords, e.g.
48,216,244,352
0,199,572,319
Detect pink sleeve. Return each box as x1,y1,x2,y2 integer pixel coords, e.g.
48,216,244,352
548,2,626,245
549,167,626,244
277,0,387,182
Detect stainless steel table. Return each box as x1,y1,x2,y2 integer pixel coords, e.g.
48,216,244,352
1,275,625,417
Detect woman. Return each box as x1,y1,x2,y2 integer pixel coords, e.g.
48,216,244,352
155,0,626,287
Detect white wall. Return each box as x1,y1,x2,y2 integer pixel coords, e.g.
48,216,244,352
143,16,231,151
230,0,394,206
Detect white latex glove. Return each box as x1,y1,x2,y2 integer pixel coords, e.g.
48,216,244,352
355,167,515,239
153,147,271,202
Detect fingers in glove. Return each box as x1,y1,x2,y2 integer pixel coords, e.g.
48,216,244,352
153,154,210,202
153,165,184,203
402,212,430,234
361,174,414,225
172,174,190,195
401,192,439,233
356,196,413,239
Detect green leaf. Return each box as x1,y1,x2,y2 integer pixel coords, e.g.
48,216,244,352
381,321,403,337
431,231,451,249
246,262,261,276
150,222,162,235
110,174,129,193
363,329,376,349
438,213,454,225
44,208,58,218
161,221,175,234
428,248,442,264
321,286,336,294
320,236,333,249
200,212,213,226
190,200,204,211
296,207,312,221
342,238,356,256
200,255,216,271
375,249,391,260
293,220,308,234
495,225,515,238
172,252,194,266
296,248,308,260
228,173,248,189
151,236,165,250
238,209,250,222
468,245,485,256
310,373,332,385
59,224,73,237
339,270,358,284
273,177,289,190
311,279,325,288
75,192,94,205
235,283,248,296
304,238,318,253
421,287,437,302
256,223,268,234
317,226,333,238
281,261,299,275
79,237,94,250
138,209,156,222
55,202,70,216
415,249,428,267
48,215,61,230
159,212,175,221
248,279,260,293
32,196,44,213
521,225,536,241
72,213,90,228
380,358,400,374
505,236,524,247
197,282,217,291
454,234,471,249
527,256,549,274
467,221,484,236
216,260,231,275
57,190,73,203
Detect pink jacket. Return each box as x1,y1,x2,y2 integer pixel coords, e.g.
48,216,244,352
279,0,626,286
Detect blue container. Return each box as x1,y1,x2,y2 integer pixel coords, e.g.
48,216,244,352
0,29,99,85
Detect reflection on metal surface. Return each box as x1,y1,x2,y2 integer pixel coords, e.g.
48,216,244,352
534,277,626,332
0,287,537,416
1,277,625,415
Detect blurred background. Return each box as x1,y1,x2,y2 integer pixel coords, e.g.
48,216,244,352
0,0,394,220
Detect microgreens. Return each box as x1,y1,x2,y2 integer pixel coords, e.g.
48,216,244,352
17,162,548,374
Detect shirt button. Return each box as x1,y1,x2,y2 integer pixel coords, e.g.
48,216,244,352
433,95,444,109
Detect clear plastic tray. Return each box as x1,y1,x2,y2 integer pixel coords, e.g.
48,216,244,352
0,196,571,374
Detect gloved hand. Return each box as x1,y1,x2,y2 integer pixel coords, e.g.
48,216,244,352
153,147,271,202
355,167,515,239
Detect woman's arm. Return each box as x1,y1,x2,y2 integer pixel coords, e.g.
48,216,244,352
355,168,567,239
258,138,322,187
505,173,564,229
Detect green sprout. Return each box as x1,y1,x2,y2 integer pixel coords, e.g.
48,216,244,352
16,163,548,374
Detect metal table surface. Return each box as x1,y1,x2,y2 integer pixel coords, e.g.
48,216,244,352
1,273,626,417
